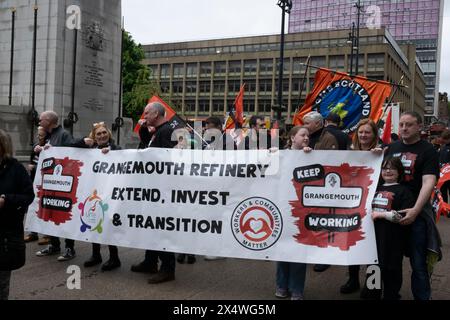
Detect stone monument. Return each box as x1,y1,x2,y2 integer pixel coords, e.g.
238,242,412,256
0,0,124,159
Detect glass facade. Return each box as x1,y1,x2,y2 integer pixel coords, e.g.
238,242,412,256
288,0,443,116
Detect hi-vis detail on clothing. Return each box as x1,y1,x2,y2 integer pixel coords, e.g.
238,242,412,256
26,147,382,265
293,68,392,133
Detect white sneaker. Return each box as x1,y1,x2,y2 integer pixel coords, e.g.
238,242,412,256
204,256,226,261
57,248,76,261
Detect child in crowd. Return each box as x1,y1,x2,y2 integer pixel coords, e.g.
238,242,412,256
369,157,415,300
275,126,311,300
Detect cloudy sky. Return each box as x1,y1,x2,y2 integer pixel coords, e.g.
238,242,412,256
122,0,450,94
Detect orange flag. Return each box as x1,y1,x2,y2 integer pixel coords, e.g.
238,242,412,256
225,84,245,130
292,68,392,133
381,107,392,145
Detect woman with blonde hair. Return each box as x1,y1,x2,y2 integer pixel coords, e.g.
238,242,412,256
340,118,381,295
76,122,122,271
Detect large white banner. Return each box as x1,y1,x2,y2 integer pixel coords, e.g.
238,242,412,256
25,147,382,265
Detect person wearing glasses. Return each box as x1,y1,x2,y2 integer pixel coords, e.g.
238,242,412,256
385,111,441,300
242,115,271,150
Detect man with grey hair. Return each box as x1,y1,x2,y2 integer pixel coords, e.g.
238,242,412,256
131,102,178,284
302,111,323,148
34,111,74,153
35,110,76,261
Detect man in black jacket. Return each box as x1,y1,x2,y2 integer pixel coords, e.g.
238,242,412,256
130,102,177,284
315,112,350,151
35,111,77,262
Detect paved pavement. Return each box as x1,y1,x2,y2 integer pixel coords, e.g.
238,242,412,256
9,216,450,300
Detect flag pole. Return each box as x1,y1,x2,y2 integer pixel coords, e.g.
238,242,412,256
377,74,404,126
294,55,311,115
185,122,210,147
300,63,408,88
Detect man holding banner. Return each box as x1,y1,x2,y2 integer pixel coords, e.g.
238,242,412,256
385,111,441,300
130,102,178,284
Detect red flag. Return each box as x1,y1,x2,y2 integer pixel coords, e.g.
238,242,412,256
381,107,392,145
225,84,245,130
133,96,183,133
292,68,392,133
433,164,450,221
234,84,244,126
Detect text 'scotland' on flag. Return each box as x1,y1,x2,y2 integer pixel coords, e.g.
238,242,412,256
293,68,392,133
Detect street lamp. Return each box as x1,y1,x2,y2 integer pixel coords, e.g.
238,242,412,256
273,0,292,126
354,0,362,75
347,22,356,76
347,0,362,77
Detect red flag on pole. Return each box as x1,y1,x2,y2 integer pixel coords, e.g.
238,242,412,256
133,96,184,133
381,107,392,145
225,84,245,130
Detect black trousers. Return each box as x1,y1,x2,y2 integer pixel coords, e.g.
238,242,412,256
50,237,74,250
92,243,119,260
144,250,175,273
382,268,402,300
349,265,360,279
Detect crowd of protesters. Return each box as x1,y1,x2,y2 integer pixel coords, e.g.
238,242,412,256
0,104,447,300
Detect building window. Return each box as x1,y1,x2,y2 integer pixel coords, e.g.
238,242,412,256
173,63,184,78
186,63,198,78
198,100,210,113
160,82,170,94
367,53,384,72
185,100,196,113
148,65,158,79
214,61,226,75
200,62,212,77
229,60,241,75
329,55,345,70
160,64,170,79
259,99,273,113
213,100,224,113
199,81,211,94
243,79,256,93
244,60,257,75
185,81,197,95
260,59,273,74
213,80,225,94
228,80,241,94
172,81,183,94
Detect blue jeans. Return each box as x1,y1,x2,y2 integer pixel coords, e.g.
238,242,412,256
409,215,430,300
276,262,307,295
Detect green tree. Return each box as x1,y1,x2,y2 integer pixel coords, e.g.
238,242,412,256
122,31,162,121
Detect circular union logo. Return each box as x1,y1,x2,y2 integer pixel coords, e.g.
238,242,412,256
78,189,108,234
231,197,282,251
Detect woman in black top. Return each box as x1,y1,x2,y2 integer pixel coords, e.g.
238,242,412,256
77,122,122,271
0,130,34,299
